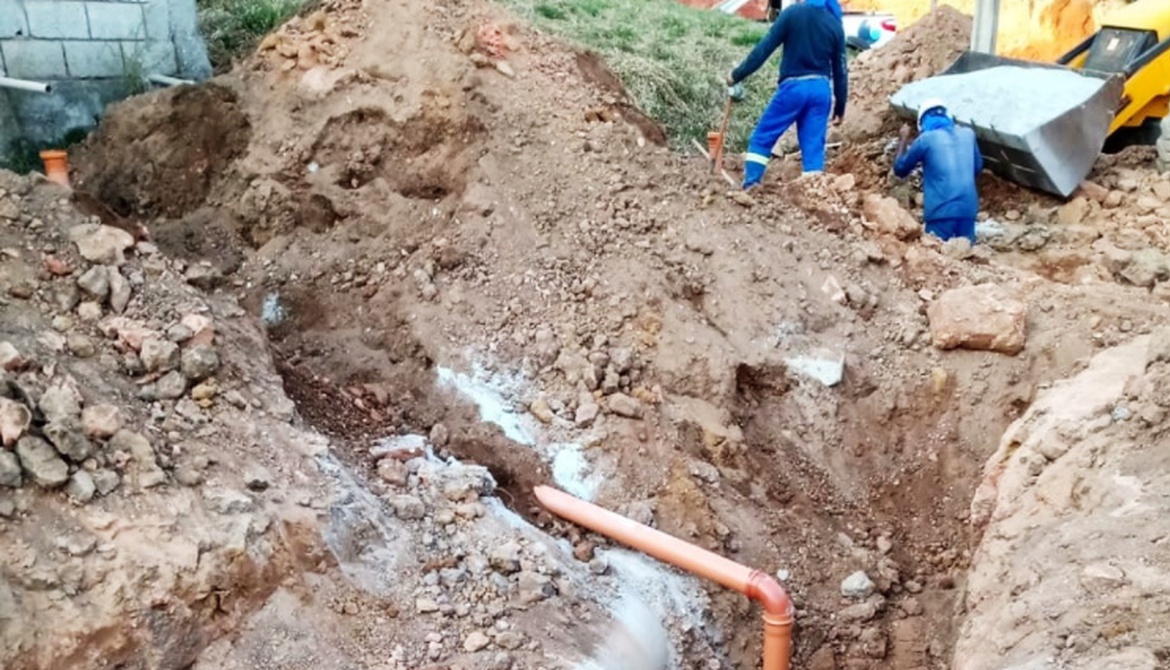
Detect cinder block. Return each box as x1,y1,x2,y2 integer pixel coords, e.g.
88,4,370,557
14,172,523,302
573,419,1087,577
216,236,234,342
1,40,67,79
26,1,91,39
142,0,170,41
137,39,177,76
65,40,124,78
85,1,145,40
0,3,29,38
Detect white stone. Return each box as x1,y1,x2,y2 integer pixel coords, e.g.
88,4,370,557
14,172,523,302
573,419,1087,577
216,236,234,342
841,570,876,599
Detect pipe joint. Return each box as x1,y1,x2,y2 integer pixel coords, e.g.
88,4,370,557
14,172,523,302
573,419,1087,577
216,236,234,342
748,570,794,619
534,485,796,670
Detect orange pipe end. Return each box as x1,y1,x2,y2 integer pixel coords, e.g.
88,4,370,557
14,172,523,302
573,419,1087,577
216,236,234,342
39,150,71,189
707,131,724,157
533,485,794,670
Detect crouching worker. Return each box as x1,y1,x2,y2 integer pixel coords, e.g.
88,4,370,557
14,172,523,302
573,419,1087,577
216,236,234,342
893,98,984,244
727,0,848,190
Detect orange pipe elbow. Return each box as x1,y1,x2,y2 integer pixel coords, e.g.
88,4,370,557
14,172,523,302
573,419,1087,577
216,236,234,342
39,150,71,189
534,485,794,670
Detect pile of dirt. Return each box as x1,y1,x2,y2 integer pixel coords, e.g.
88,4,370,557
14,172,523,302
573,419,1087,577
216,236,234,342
841,4,973,143
23,0,1170,668
72,84,251,220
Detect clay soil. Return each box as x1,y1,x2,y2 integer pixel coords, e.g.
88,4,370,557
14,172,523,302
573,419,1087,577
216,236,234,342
3,0,1167,669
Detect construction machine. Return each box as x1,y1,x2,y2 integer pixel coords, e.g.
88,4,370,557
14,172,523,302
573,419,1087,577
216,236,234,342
889,0,1170,198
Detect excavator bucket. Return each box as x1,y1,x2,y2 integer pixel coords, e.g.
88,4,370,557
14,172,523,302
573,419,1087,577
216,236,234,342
889,52,1126,198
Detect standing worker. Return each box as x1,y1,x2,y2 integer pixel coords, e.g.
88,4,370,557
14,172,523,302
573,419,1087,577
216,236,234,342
892,98,984,244
727,0,848,190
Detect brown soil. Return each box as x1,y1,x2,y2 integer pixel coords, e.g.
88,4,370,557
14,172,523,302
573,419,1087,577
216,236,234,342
10,0,1170,669
72,84,252,219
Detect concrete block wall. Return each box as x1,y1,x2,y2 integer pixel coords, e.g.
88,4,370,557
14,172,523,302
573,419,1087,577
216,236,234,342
0,0,212,164
0,0,210,81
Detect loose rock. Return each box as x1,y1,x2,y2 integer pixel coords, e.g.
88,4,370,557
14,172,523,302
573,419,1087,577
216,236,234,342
517,570,555,604
0,341,22,371
575,400,600,427
80,404,123,440
841,570,877,599
0,397,32,447
39,384,81,424
77,266,110,300
862,194,921,240
181,344,220,381
464,631,491,652
927,284,1028,355
108,266,131,314
490,541,522,574
111,429,165,488
70,224,135,266
606,392,642,418
390,494,426,520
529,398,555,423
65,471,96,503
92,469,121,496
66,334,97,358
15,436,70,488
43,419,95,462
0,451,22,487
156,371,188,400
140,338,180,373
377,458,409,486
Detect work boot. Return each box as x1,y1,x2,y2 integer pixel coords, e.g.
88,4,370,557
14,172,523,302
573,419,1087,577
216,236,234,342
743,161,767,190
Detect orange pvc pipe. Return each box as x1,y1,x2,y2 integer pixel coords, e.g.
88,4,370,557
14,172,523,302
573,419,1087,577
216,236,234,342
39,150,70,189
534,485,794,670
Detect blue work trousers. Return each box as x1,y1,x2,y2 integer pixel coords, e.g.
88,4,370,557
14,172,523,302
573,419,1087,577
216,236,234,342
926,217,976,245
744,75,832,189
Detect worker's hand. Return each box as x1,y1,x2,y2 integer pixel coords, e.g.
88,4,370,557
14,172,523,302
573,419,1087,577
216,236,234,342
899,123,913,141
726,69,736,86
832,113,844,126
728,82,745,102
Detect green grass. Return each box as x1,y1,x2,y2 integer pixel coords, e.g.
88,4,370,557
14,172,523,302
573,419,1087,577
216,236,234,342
196,0,316,71
502,0,780,149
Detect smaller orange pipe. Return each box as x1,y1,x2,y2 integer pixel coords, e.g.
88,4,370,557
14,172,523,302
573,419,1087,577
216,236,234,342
534,485,794,670
39,150,71,189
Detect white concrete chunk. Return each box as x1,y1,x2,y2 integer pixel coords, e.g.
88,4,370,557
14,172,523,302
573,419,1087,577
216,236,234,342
65,41,125,78
1,40,67,79
85,1,145,40
25,1,91,39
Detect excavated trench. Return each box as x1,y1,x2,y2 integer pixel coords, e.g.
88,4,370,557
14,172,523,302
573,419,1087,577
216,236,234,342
68,89,997,667
249,274,995,669
58,33,1046,668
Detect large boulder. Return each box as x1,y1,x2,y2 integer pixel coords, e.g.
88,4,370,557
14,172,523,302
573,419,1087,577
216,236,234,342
927,284,1027,355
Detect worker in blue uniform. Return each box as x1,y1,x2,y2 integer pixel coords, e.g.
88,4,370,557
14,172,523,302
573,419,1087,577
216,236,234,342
727,0,848,190
892,98,984,244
